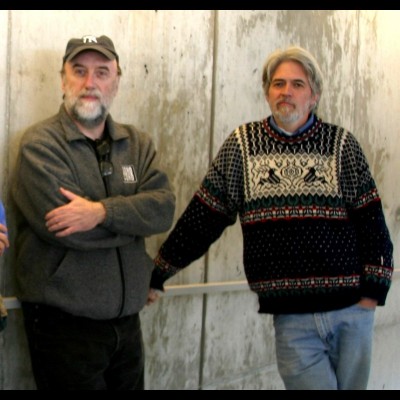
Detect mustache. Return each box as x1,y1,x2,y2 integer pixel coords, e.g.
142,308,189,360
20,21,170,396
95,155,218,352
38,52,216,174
78,90,102,100
277,97,294,106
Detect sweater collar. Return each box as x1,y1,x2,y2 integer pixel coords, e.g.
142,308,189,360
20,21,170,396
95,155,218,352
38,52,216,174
264,114,322,143
269,113,316,137
59,104,129,143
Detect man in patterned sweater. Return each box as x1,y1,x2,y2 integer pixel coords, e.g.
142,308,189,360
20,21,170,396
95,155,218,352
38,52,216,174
149,46,394,390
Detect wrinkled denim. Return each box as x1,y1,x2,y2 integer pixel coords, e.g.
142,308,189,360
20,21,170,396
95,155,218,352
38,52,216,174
273,303,375,390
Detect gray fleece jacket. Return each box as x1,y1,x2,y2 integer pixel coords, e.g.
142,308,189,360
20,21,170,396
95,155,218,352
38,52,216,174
12,105,175,320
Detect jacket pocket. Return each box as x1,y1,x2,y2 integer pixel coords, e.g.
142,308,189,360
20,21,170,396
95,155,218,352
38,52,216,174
45,249,122,319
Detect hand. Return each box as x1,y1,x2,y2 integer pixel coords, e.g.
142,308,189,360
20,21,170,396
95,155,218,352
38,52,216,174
146,288,162,306
0,224,9,256
45,187,106,237
358,297,378,310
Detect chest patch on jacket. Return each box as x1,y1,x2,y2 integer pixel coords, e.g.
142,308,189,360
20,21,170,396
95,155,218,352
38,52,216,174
122,165,137,183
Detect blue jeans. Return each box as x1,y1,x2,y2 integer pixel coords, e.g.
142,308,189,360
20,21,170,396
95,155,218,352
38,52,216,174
22,303,144,390
273,304,375,390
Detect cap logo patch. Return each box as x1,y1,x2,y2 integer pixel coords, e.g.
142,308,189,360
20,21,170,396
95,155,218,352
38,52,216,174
82,35,98,44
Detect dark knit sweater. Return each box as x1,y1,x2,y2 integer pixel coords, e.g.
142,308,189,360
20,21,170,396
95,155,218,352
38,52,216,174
151,116,394,314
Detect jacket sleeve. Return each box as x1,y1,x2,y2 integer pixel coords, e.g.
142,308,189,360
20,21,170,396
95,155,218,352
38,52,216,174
340,132,394,305
100,136,175,237
151,132,243,290
12,139,136,251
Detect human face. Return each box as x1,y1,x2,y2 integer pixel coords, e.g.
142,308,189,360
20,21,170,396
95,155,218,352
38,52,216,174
266,61,318,132
62,51,120,129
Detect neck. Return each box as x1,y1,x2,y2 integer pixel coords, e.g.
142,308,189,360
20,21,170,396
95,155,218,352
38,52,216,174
273,113,314,134
73,119,106,141
274,119,304,133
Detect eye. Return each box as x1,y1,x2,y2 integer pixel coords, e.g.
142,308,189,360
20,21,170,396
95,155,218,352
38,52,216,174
96,69,110,79
74,68,87,77
293,81,305,88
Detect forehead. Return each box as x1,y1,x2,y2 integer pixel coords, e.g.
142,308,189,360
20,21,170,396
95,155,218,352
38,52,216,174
66,50,117,69
272,60,309,81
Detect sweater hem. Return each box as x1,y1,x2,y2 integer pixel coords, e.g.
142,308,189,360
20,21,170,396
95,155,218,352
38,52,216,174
257,294,361,314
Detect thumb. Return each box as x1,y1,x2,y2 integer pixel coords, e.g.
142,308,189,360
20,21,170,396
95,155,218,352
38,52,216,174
59,187,78,201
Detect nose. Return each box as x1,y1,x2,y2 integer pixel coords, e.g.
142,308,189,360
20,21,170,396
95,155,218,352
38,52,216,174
280,83,292,96
84,72,96,89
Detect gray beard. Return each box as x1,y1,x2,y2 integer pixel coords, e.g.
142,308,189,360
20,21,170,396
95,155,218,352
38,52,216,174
70,104,108,129
273,109,302,125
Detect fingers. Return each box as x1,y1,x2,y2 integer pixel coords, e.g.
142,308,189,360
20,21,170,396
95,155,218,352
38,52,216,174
54,227,77,238
45,211,69,232
146,289,162,306
45,188,79,222
45,204,68,224
59,187,78,201
358,297,378,310
0,234,10,256
0,224,9,255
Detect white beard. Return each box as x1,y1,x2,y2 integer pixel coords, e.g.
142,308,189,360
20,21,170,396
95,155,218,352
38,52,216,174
73,97,104,121
64,90,109,129
273,100,313,127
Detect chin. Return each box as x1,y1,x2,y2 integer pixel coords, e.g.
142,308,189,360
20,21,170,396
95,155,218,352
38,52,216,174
77,105,102,120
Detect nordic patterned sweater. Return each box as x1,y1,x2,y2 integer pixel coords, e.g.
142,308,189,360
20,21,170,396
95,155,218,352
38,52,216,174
151,115,394,314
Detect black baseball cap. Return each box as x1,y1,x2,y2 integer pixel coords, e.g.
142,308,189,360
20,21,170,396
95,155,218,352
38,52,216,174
63,35,119,64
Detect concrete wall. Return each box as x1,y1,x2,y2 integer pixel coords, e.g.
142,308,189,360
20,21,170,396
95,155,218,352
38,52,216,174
0,10,399,390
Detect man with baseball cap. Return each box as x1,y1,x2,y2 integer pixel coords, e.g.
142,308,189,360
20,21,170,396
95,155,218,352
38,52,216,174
12,35,175,390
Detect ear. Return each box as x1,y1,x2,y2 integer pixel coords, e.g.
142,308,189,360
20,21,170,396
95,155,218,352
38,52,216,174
61,74,66,93
115,74,121,89
310,93,320,109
